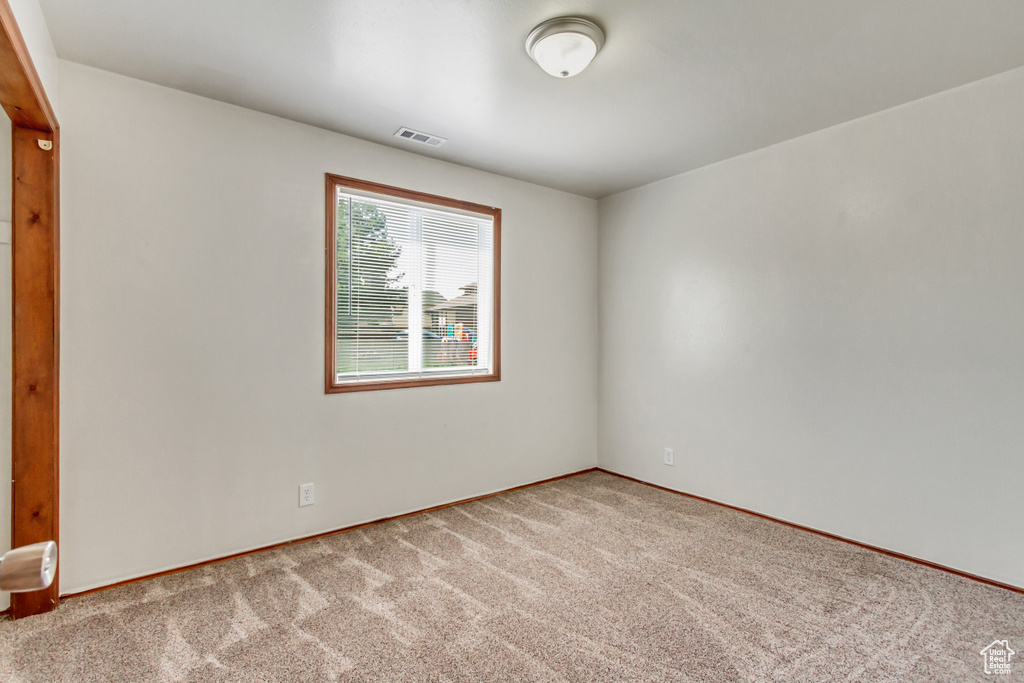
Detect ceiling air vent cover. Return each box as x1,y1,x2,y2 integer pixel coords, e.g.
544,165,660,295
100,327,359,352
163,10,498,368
394,127,447,147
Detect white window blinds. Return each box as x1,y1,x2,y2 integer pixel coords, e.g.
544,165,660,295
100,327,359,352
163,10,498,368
331,185,497,388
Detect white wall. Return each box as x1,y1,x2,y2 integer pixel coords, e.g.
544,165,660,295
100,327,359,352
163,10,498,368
58,61,598,593
0,109,9,221
599,66,1024,588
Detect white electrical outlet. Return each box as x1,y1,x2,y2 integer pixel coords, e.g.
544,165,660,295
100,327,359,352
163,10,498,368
664,448,674,466
299,483,315,507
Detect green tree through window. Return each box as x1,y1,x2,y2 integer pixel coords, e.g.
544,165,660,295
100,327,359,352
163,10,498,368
335,196,407,372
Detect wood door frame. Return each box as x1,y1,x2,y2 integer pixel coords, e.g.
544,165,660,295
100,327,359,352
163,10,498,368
0,0,60,618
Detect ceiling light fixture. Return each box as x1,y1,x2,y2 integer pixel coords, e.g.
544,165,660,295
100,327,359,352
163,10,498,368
525,17,605,79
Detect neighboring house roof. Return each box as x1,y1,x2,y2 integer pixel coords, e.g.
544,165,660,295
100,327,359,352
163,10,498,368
428,283,478,312
429,292,476,311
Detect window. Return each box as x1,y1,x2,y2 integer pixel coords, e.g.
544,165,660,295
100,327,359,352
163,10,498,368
325,174,500,392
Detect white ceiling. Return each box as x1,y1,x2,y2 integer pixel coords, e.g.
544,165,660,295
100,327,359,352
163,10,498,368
39,0,1024,198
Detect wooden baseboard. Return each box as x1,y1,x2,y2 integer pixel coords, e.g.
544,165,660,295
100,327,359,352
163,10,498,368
61,467,599,601
60,465,1022,603
596,467,1024,596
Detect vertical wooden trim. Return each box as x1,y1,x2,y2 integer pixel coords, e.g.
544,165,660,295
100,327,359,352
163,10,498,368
324,175,337,393
1,0,61,618
491,210,501,382
11,127,59,618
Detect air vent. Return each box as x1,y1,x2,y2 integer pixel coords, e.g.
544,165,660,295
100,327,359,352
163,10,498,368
394,127,447,147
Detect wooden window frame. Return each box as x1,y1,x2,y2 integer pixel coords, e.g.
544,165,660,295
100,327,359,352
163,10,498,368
324,174,501,394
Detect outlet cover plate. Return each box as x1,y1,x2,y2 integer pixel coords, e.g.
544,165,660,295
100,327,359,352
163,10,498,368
664,448,674,466
299,483,315,507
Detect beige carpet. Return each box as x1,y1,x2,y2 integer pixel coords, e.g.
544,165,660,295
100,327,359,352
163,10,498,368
0,471,1021,681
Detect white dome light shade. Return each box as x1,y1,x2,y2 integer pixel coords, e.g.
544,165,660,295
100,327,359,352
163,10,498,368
526,18,605,78
532,33,597,78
